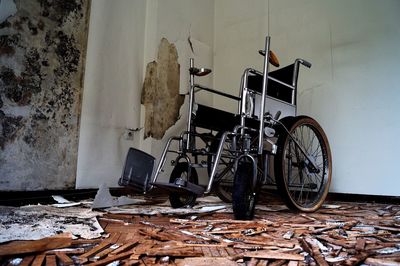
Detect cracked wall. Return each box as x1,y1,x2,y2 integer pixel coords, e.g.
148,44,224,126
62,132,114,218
141,38,184,139
0,0,90,190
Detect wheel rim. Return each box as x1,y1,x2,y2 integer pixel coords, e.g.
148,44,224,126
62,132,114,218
283,123,330,208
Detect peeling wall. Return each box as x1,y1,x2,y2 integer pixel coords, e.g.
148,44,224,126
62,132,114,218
138,0,215,185
141,38,184,139
0,0,90,190
76,0,214,188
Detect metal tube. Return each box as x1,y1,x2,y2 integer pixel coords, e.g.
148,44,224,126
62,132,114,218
240,69,252,135
186,58,195,150
257,36,271,155
194,85,241,101
151,136,180,186
205,131,229,194
291,60,300,106
269,76,295,90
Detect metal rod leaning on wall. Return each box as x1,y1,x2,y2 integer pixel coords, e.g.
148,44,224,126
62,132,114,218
186,58,195,151
258,36,271,155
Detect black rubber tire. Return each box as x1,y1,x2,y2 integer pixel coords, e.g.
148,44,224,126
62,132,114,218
275,116,332,212
232,159,258,220
207,132,235,203
169,162,198,208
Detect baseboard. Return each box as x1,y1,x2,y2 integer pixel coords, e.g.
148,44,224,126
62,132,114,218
0,188,399,206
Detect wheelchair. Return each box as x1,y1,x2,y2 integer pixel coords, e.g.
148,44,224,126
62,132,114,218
119,36,332,220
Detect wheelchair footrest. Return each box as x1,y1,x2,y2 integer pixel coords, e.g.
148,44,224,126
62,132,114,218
151,180,205,196
118,148,155,192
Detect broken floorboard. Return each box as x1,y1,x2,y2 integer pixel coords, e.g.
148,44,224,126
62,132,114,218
0,197,400,265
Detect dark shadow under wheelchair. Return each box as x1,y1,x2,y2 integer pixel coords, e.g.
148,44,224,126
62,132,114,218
119,36,332,220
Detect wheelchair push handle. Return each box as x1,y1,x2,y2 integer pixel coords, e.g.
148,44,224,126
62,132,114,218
296,58,312,68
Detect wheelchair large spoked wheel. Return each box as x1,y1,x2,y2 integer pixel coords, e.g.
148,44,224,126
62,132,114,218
275,116,332,212
169,162,198,208
208,133,235,203
232,159,259,220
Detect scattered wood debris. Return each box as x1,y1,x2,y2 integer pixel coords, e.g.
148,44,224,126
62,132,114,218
0,196,400,265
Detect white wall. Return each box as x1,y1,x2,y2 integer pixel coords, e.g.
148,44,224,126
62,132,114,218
78,0,400,196
214,0,400,196
76,0,146,188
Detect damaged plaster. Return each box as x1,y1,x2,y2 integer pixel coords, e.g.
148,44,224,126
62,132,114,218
0,0,90,190
0,0,17,24
141,38,184,139
0,205,103,243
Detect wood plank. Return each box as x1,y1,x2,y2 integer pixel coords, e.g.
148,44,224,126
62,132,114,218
179,243,227,248
218,247,229,257
46,248,85,255
85,250,135,266
268,260,286,266
243,239,294,249
78,241,112,261
224,247,237,256
364,257,400,266
176,257,238,266
355,238,366,251
120,259,140,266
18,256,35,266
90,244,121,261
246,257,259,266
316,235,355,249
209,246,221,257
201,246,212,257
31,254,46,266
146,246,202,257
70,239,102,246
342,252,369,266
142,257,157,265
109,241,138,256
45,255,57,266
374,225,400,233
242,251,304,261
55,252,74,266
283,223,328,228
77,233,121,262
130,242,155,260
0,236,72,256
304,237,329,266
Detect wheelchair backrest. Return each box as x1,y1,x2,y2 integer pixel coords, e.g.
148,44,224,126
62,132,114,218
241,63,298,120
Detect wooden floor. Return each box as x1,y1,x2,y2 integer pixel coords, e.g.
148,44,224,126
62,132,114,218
1,195,400,265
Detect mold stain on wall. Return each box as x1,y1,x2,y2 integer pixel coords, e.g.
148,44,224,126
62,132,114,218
0,0,90,190
141,38,184,139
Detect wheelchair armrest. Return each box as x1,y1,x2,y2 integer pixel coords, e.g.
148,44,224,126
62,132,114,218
194,84,240,101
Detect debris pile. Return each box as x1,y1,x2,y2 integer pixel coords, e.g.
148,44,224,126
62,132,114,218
0,196,399,265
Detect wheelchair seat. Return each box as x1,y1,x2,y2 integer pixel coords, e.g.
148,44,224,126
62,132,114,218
193,104,237,132
193,104,261,133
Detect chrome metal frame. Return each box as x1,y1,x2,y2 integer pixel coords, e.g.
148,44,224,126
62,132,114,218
148,35,315,195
